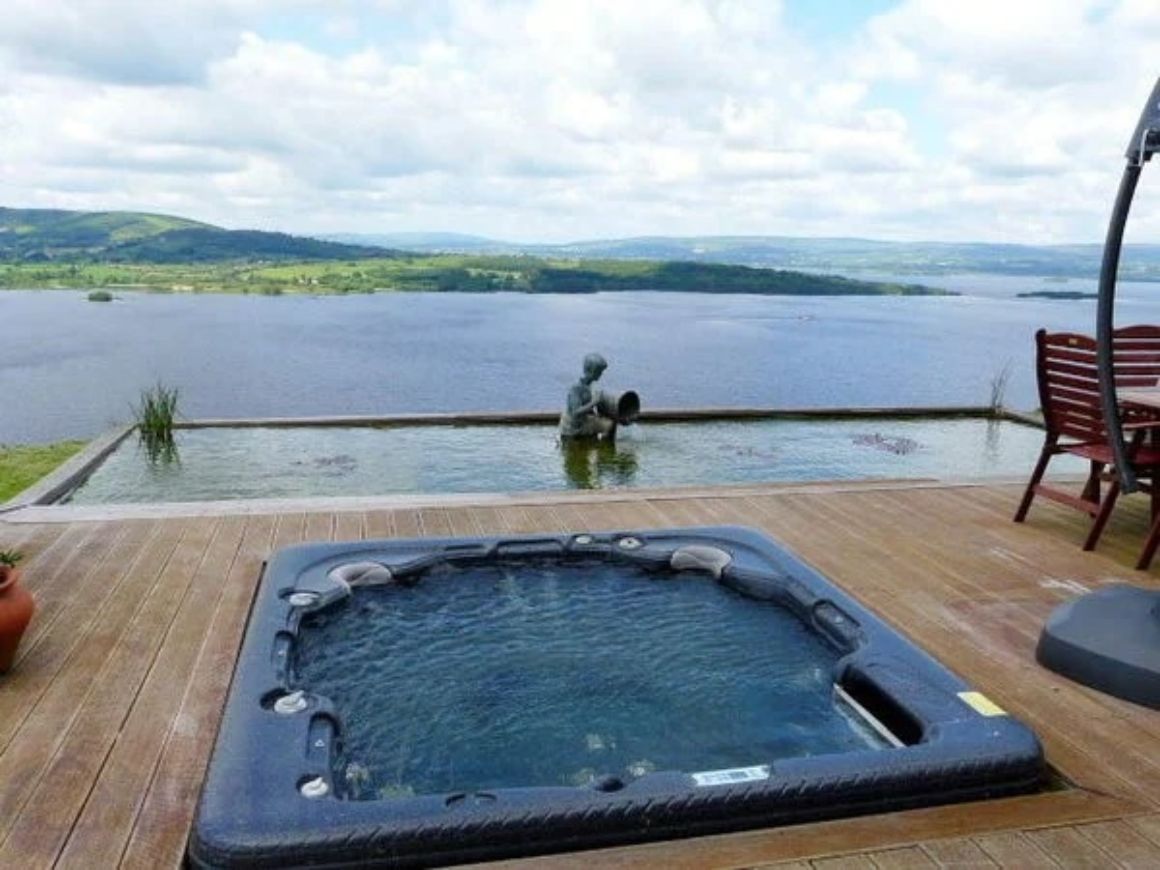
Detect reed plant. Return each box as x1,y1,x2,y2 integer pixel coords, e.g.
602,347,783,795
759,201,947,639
134,383,180,462
988,362,1012,414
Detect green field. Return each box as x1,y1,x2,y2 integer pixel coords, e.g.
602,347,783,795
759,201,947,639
0,255,947,297
0,441,86,503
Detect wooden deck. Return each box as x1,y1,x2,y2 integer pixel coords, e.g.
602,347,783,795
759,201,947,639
2,478,1160,868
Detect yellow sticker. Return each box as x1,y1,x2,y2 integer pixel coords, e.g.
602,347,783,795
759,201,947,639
958,691,1007,717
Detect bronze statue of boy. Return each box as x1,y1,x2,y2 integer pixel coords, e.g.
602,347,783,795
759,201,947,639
559,353,618,441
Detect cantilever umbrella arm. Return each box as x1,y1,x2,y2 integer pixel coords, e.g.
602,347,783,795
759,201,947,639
1096,78,1160,495
1038,78,1160,713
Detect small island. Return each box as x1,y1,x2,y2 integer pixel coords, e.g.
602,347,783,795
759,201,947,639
1017,290,1098,300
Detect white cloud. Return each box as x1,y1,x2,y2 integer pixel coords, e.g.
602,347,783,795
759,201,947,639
0,0,274,84
2,0,1160,242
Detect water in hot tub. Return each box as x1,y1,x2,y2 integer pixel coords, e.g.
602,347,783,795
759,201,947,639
294,559,889,799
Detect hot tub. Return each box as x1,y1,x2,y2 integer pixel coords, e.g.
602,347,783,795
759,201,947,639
189,526,1043,868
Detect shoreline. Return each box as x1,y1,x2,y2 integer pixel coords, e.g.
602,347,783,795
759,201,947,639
0,283,952,298
0,255,951,298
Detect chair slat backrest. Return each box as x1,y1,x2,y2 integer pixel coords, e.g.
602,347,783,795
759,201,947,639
1113,324,1160,388
1036,330,1104,443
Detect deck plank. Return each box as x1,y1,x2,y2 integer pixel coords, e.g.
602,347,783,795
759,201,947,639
918,837,998,867
13,522,100,596
55,515,249,869
14,525,114,648
811,857,878,869
1024,826,1121,867
445,505,484,537
270,512,307,551
1073,819,1160,868
863,846,940,868
392,507,421,537
418,507,453,537
119,514,281,870
333,510,364,542
0,517,220,867
1126,812,1160,845
303,511,335,542
0,521,156,750
529,503,573,533
0,517,47,551
971,830,1060,866
13,521,134,662
538,500,584,531
0,518,190,835
493,504,541,534
364,508,396,539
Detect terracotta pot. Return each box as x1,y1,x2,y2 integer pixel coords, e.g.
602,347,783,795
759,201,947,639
0,567,34,672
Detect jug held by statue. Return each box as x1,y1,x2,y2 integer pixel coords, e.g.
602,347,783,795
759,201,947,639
597,390,641,424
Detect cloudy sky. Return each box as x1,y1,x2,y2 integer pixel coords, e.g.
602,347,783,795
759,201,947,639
2,0,1160,243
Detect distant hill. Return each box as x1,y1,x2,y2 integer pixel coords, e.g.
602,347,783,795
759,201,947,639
0,207,394,263
0,207,207,258
324,232,1160,281
13,207,1158,279
325,231,498,251
12,207,1160,278
101,228,389,263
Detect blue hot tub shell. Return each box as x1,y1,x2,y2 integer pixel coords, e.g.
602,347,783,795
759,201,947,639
189,526,1043,868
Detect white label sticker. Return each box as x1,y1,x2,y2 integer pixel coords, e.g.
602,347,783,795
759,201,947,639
691,765,770,787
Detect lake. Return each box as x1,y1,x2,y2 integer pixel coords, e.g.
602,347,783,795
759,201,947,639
3,274,1160,444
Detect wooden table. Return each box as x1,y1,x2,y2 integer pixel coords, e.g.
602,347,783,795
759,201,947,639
1114,388,1160,544
1118,387,1160,410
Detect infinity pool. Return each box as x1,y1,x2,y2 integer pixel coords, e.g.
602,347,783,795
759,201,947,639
66,416,1071,504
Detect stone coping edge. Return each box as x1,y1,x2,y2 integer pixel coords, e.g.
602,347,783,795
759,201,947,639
175,405,1002,428
1,475,1071,524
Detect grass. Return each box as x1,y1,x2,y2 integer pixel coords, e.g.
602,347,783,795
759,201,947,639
0,441,86,503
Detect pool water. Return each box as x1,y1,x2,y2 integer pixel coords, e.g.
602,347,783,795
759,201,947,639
65,417,1077,504
294,559,888,798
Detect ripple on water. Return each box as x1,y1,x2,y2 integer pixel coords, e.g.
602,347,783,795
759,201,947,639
294,559,888,798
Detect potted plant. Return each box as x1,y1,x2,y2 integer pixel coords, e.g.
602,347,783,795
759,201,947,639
0,550,34,672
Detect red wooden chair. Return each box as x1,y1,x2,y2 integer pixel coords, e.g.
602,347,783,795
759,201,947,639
1014,328,1160,551
1110,325,1160,567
